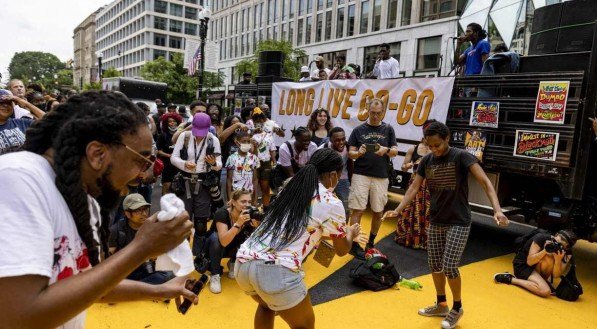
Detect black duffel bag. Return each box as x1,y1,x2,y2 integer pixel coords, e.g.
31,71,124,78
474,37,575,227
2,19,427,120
555,258,583,301
350,256,401,291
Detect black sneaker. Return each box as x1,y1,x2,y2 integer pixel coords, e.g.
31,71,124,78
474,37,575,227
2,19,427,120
350,244,366,260
494,272,514,284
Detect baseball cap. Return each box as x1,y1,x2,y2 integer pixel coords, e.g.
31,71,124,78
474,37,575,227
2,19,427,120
123,193,151,211
192,112,211,137
0,90,13,104
315,56,324,62
301,66,309,73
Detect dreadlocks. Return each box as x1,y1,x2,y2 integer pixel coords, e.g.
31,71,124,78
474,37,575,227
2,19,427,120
254,148,343,249
23,91,147,266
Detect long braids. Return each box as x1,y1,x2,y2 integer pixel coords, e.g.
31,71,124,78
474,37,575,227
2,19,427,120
255,148,343,249
23,91,147,265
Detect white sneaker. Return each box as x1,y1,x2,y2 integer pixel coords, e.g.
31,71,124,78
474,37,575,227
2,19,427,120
210,274,222,294
227,261,235,279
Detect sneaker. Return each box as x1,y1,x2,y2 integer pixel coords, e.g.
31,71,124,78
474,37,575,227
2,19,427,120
418,302,449,317
494,272,514,284
210,274,222,294
227,261,235,279
349,244,366,260
441,308,464,329
365,242,375,250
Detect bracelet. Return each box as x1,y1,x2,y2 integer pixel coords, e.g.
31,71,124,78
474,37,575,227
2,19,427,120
233,224,241,229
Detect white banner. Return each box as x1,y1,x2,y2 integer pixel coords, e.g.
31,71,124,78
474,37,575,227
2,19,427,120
272,78,455,145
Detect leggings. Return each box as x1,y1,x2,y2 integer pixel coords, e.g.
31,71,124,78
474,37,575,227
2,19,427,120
427,224,471,279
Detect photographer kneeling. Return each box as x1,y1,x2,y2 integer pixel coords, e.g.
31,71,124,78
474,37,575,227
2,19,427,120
494,230,577,297
205,190,260,294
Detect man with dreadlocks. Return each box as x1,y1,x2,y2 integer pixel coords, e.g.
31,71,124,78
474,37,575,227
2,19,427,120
0,91,197,329
235,148,367,329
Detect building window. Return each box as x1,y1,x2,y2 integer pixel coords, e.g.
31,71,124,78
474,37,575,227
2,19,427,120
297,18,304,46
363,42,401,76
185,23,197,35
387,0,398,28
273,0,278,23
305,16,312,44
325,10,332,41
154,0,167,14
299,0,305,16
307,0,312,13
420,0,456,22
372,0,382,32
318,0,324,11
185,7,197,19
316,13,323,42
360,1,369,34
170,20,182,33
319,50,347,70
402,0,412,26
417,36,441,70
154,16,167,30
154,33,166,46
289,21,294,45
185,0,197,4
347,4,355,36
170,3,183,17
154,49,167,60
169,36,182,49
336,7,345,39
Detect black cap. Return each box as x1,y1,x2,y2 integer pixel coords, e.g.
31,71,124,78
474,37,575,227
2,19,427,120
243,72,252,77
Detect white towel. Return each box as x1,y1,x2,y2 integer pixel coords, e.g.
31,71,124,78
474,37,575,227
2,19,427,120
154,194,195,276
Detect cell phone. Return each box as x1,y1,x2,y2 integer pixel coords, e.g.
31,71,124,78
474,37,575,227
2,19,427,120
365,144,379,153
178,274,209,315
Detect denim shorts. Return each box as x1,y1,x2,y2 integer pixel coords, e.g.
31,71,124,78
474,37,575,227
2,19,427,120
234,259,307,311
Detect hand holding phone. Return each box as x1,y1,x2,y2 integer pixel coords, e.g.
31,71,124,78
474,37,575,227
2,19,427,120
365,143,379,153
178,274,209,314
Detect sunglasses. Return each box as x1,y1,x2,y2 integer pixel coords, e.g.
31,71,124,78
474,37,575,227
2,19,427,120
115,142,156,172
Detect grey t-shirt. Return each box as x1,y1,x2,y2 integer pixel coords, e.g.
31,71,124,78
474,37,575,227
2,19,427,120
417,147,478,226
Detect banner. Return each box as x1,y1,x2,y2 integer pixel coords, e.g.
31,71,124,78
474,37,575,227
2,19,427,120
534,81,569,124
271,78,455,145
513,130,559,161
470,101,499,128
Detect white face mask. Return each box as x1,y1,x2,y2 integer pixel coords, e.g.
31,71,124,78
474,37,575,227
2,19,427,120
328,172,339,192
240,143,252,153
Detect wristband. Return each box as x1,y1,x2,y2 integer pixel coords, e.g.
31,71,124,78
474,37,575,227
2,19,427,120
233,224,241,229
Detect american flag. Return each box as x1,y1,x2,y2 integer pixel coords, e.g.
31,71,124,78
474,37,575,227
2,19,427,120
188,46,202,76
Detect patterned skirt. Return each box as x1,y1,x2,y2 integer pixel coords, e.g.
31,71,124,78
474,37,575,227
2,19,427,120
394,177,430,249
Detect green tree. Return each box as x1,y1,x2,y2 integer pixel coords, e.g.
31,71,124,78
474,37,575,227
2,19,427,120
141,53,224,104
103,67,122,78
235,39,307,82
7,51,74,89
83,82,102,91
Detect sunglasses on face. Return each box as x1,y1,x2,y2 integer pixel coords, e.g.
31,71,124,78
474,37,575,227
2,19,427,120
115,142,156,172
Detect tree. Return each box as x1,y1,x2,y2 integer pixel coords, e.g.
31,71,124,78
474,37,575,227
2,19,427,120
141,53,224,104
235,40,307,82
103,67,122,78
7,51,74,89
83,82,102,91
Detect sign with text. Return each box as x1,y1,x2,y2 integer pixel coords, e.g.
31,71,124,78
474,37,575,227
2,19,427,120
271,78,455,145
514,130,559,161
534,81,569,124
464,130,487,162
470,101,499,128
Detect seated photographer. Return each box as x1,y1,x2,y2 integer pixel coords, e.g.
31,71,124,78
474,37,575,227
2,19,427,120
109,194,175,285
205,190,260,294
494,230,577,297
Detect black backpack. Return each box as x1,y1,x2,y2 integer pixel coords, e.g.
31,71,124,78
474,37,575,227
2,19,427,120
349,256,401,291
270,141,299,189
554,258,583,301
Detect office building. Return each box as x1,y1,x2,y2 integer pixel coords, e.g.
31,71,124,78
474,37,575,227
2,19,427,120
73,8,103,88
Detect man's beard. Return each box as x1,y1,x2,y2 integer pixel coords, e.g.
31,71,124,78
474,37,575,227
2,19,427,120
95,164,123,213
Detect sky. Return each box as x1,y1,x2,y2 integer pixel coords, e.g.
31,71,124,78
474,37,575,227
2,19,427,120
0,0,110,84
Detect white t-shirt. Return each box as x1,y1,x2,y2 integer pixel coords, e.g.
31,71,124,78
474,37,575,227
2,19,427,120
252,131,276,162
277,140,318,168
0,151,93,329
14,104,35,119
171,131,222,173
311,67,332,79
225,152,260,192
237,183,347,271
372,57,400,79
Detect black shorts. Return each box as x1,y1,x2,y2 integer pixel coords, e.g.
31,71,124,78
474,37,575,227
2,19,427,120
513,261,534,280
257,160,272,181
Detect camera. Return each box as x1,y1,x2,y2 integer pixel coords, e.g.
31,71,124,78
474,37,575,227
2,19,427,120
545,239,564,253
247,206,264,221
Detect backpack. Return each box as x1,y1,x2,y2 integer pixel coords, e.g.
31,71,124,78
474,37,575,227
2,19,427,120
270,141,299,189
554,257,583,301
349,256,401,291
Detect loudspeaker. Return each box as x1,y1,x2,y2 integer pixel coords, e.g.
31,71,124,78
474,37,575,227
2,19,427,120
258,51,285,77
529,3,562,55
556,0,597,52
520,52,591,73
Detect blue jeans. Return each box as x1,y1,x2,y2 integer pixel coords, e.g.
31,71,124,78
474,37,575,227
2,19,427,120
335,179,350,218
140,271,175,285
206,231,238,275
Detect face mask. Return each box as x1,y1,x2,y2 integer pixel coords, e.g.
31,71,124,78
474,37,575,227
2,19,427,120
327,172,339,192
168,126,177,133
240,143,252,153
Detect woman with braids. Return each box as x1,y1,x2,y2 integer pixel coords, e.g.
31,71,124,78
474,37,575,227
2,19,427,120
384,121,508,329
157,112,183,195
235,148,366,329
307,108,333,146
0,91,196,329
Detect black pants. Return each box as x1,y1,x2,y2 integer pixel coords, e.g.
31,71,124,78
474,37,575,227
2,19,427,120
206,231,238,275
180,180,212,256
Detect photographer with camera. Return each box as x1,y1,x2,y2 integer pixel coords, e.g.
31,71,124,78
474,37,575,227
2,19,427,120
204,190,260,294
494,230,577,297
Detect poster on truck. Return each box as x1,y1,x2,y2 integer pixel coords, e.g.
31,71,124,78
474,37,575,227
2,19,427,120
470,101,499,128
464,130,487,162
534,81,569,124
513,130,559,161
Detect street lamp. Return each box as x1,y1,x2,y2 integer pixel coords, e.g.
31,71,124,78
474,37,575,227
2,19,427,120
96,51,104,84
197,7,211,101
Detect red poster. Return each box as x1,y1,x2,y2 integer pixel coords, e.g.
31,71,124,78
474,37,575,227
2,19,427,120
534,81,569,124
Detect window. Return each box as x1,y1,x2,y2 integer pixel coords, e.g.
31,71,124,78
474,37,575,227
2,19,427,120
154,33,166,46
401,0,412,26
169,36,182,49
170,20,182,33
417,36,441,70
170,3,183,17
289,1,294,19
347,5,355,36
268,0,273,23
336,7,345,39
185,7,197,19
327,0,333,7
154,0,167,14
363,42,401,75
282,23,287,40
289,21,294,44
297,18,304,46
185,23,197,35
299,0,305,16
318,0,324,11
274,0,278,23
316,13,323,42
325,11,332,41
154,49,167,60
306,0,312,13
185,0,197,4
372,0,382,31
305,16,312,44
388,0,398,28
154,16,167,30
360,1,369,34
420,0,456,22
319,50,347,70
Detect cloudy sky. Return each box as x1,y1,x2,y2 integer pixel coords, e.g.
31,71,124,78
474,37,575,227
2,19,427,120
0,0,110,83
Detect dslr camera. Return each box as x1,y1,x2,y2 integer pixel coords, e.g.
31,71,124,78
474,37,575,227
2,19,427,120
247,206,264,221
545,239,564,253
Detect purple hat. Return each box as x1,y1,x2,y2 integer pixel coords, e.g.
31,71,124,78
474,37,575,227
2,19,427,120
192,112,211,137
